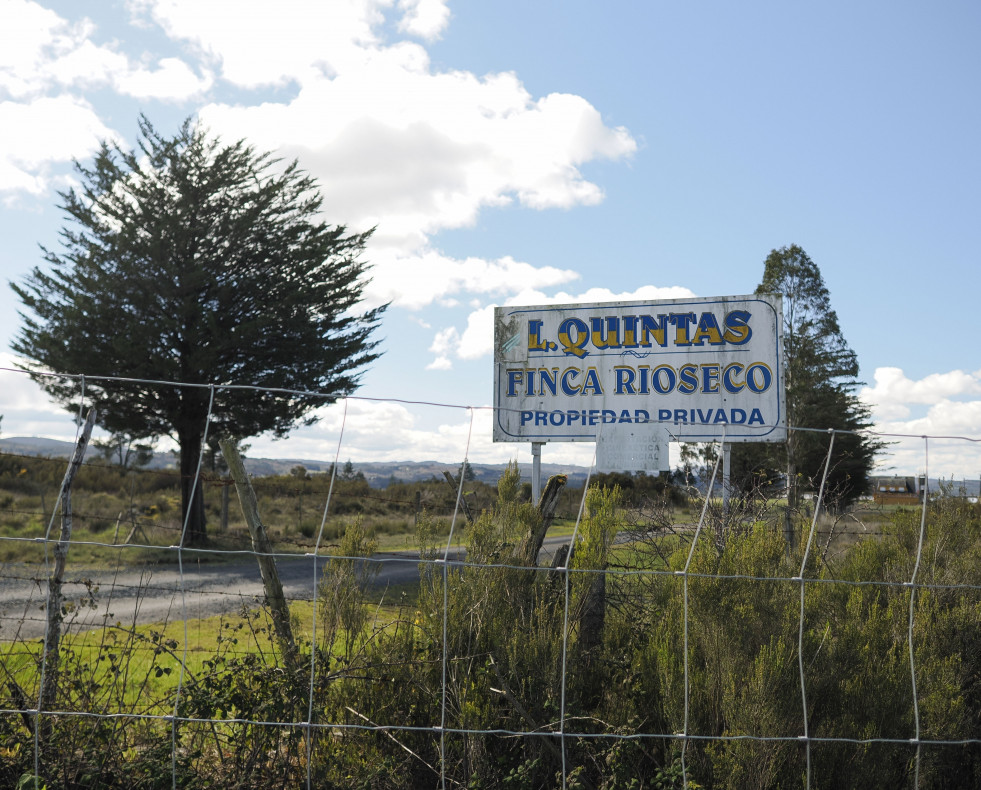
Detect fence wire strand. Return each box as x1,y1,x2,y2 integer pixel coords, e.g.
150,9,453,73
2,368,980,788
169,384,214,789
558,435,597,789
439,406,474,790
305,396,348,790
680,438,723,789
908,436,930,788
797,428,836,790
33,376,87,790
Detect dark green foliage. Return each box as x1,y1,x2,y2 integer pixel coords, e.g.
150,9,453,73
734,245,880,510
5,472,981,788
92,433,155,470
0,455,510,558
339,459,364,481
11,115,385,545
590,471,686,509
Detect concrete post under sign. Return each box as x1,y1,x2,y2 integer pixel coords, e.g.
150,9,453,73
531,442,543,504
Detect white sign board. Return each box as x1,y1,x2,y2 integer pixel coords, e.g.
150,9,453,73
493,294,785,444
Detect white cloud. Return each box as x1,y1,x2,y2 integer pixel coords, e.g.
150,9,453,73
0,95,115,196
0,2,212,194
0,0,83,98
425,284,698,366
425,356,453,371
511,284,698,307
426,327,458,370
0,357,79,437
397,0,451,40
247,396,595,466
423,306,493,370
427,326,457,354
2,0,636,312
456,305,495,360
248,397,475,463
201,71,636,248
179,1,637,264
861,366,981,407
363,250,580,310
115,56,213,101
129,0,389,88
1,2,207,100
0,358,600,469
872,399,981,443
43,37,131,91
860,366,981,477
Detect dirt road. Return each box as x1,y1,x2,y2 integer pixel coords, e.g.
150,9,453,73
0,537,572,641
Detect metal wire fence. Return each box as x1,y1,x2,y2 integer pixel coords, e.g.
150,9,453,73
0,368,980,789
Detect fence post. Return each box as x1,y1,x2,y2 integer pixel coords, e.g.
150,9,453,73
517,473,568,567
443,470,474,525
219,438,300,674
221,481,229,533
39,407,96,734
784,505,797,553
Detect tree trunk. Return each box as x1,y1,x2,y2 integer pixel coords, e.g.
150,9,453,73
179,427,207,546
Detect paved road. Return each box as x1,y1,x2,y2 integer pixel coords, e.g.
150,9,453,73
0,537,573,641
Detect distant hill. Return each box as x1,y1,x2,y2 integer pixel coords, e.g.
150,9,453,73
8,436,973,495
0,436,590,488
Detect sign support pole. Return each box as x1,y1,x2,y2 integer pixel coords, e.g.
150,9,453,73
531,442,543,504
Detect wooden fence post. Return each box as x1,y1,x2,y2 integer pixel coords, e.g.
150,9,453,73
517,473,568,567
443,470,474,525
219,438,300,674
39,407,96,733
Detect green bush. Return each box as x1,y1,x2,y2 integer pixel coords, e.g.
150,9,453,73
5,471,981,788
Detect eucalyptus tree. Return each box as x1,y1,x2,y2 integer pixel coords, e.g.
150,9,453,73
12,116,386,544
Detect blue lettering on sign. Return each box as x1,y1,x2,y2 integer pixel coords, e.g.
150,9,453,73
506,362,774,397
528,309,757,355
517,408,768,429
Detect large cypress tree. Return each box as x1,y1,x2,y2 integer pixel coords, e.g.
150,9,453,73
11,116,386,544
733,245,879,510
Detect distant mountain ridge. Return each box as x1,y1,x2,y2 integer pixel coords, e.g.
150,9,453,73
5,436,971,494
0,436,590,488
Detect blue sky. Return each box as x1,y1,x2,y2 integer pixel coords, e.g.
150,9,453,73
1,0,979,478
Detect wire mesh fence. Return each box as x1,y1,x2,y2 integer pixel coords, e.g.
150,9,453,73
0,368,980,789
